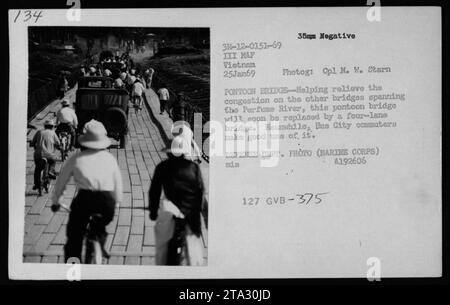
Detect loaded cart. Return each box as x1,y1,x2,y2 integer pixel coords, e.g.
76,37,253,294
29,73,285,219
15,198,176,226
74,86,129,148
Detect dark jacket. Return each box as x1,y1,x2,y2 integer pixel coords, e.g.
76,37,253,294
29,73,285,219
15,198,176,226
149,155,205,236
172,99,187,122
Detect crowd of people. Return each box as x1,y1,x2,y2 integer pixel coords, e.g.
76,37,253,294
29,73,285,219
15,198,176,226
80,54,156,114
79,52,202,161
29,50,206,266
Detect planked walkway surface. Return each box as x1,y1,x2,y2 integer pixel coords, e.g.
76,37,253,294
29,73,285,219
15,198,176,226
23,88,208,265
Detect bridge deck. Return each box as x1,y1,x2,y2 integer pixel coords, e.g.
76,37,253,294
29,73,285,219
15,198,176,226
23,87,208,265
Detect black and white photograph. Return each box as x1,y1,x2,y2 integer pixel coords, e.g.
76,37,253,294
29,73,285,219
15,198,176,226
5,4,444,285
23,26,210,266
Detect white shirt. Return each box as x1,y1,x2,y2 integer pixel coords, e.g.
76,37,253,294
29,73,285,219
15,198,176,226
52,149,123,204
132,82,145,96
158,88,170,100
56,107,78,127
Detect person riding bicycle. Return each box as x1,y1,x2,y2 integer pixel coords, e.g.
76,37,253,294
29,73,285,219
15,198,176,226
149,136,205,265
55,99,78,150
131,78,145,112
51,120,123,263
30,119,60,190
57,73,69,99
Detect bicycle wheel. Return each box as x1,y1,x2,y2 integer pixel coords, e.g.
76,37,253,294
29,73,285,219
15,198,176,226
59,134,67,161
85,239,102,264
84,213,106,264
43,174,49,193
38,158,48,196
92,240,102,264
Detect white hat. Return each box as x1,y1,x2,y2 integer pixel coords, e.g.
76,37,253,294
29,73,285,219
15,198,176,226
78,120,111,149
104,69,112,76
162,136,191,157
89,66,96,73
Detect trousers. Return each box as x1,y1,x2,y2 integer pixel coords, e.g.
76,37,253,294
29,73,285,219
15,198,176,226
33,157,56,188
64,190,116,263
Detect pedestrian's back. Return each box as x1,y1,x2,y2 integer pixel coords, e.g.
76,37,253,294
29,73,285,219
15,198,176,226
32,129,58,159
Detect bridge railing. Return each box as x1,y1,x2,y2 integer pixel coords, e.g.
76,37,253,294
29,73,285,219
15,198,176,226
151,75,210,162
28,64,85,121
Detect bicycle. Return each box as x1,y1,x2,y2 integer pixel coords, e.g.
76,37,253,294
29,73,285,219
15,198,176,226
84,213,110,264
167,218,187,265
52,203,110,264
35,157,50,196
132,95,143,114
58,131,71,162
167,218,204,266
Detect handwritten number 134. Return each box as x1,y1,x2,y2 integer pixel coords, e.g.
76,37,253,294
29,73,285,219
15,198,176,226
14,10,43,23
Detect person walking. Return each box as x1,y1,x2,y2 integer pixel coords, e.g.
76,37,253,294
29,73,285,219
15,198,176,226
171,95,202,162
30,119,60,190
157,86,170,115
51,119,122,263
144,68,154,89
149,136,205,265
57,74,69,99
